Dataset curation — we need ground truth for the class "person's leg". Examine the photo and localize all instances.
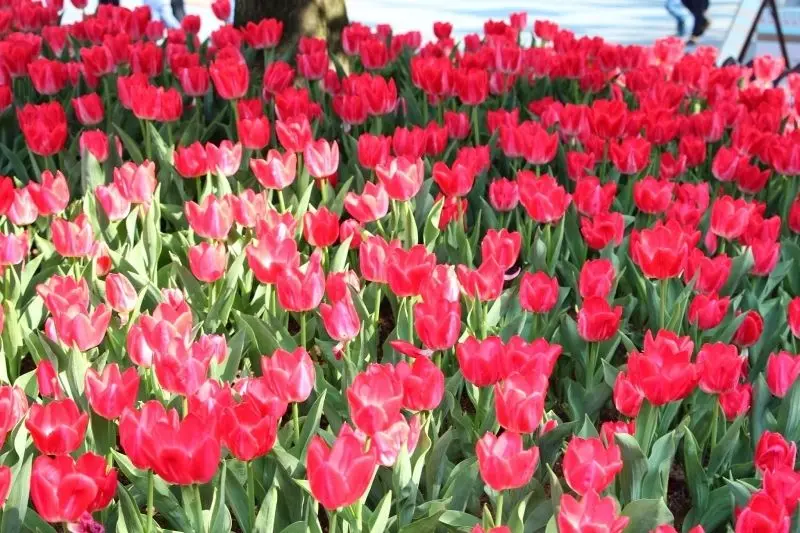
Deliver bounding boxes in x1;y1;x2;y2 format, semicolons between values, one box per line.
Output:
171;0;185;21
666;0;685;36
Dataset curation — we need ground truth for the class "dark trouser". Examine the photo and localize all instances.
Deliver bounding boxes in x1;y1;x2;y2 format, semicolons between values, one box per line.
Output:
681;0;710;36
98;0;120;5
171;0;186;21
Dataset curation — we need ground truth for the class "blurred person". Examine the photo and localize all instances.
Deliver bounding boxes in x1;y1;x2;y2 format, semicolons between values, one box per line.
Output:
144;0;182;28
171;0;186;21
681;0;710;44
666;0;686;37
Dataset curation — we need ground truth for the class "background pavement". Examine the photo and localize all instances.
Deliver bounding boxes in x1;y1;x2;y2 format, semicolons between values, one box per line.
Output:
62;0;744;49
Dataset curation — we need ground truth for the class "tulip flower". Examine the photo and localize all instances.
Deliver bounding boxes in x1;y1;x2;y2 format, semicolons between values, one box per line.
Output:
573;177;616;216
303;207;339;248
630;220;692;279
306;424;377;510
246;233;300;285
344;182;389;223
395;356;445;411
206;140;242;178
755;431;797;474
612;372;644;417
386;244;436;298
735;491;790;533
476;431;539;491
495;369;548;434
517;171;571;224
220;398;279;461
113;161;157;206
697;342;744;394
557;490;629;533
627;329;698;406
577;297;622;342
488;178;519;212
563;436;624;494
250;149;296;191
51;214;95;258
26;398;89;455
276;250;326;312
184;194;234;240
188;241;227;283
376;156;425;201
105;273;137;315
457;336;504;387
85;364;139;421
148;413;221;485
28;170;69;215
414;298;461;351
17;102;68;156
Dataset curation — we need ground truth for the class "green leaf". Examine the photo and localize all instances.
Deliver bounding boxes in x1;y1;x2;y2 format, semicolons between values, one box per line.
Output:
116;482;145;533
404;201;418;247
641;428;684;500
207;462;228;533
0;143;30;183
439;511;479;531
368;490;393;533
253;485;278;533
615;433;647;504
424;428;453;501
620;498;673;533
295;390;327;462
0;445;32;533
224;461;251;533
706;416;745;477
114;124;144;163
21;510;58;533
278;522;306;533
330;237;353;273
682;428;709;511
423;197;445;251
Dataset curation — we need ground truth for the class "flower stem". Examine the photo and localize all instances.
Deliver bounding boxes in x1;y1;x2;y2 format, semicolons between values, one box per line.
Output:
145;469;154;533
277;189;286;212
585;342;598;389
495;491;504;526
471;105;480;146
292;402;301;446
300;312;307;348
710;399;720;449
329;511;338;533
659;278;668;330
373;286;382;325
193;484;205;533
247;461;256;530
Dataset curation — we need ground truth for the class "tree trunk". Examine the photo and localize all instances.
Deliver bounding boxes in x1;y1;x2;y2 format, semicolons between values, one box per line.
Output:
234;0;349;52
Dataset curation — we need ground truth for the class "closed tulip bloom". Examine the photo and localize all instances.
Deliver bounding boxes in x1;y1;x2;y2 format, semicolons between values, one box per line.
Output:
211;0;231;21
319;275;361;343
457;259;505;302
518;171;571;224
357;133;391;170
684;249;731;294
105;273;137;314
573;176;616;217
228;190;267;228
26;398;89;455
113;161;157;206
396;356;444;411
210;52;249;100
0;178;13;217
612;371;644;417
457;336;504;387
788;298;800;338
500;337;561;379
579;259;615;300
72;93;104;126
243;18;284;48
237;115;271;150
304;207;340;248
630;220;691;279
495;369;548;434
0;231;30;267
735;492;789;533
432;160;477;198
557;490;629;533
414;298;461;351
563;436;623;495
206;140;242;178
31;453;117;524
359;236;400;284
609;136;651;174
17;102;68;156
632;176;674;214
347;363;404;436
277;250;325;312
711;146;742;182
28;170;69;216
307;424;377;510
80;130;111;163
304;139;339;179
386;244;436;298
149;413;221;485
481;229;520;270
246;234;300;284
276;116;313;153
627;329;698;406
184;194;233;240
153;342;211;398
719;383;752;420
697;342;743;394
220;398;279;461
710;195;755;241
0;386;28;445
519;271;559;313
260;347;315;403
345;182;389;223
36;360;62;400
577;297;622;342
120;401;179;470
488;178;519;212
376;156;425;201
178;66;210;97
51;214;94;258
363;413;420;467
174;142;209;179
250;149;296;190
84;364;139;420
476;431;539;491
188;242;227;283
766;351;800;398
688;293;730;330
7;187;39;226
755;431;797;474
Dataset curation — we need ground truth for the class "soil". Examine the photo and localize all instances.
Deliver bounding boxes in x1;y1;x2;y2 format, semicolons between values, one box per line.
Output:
668;463;692;529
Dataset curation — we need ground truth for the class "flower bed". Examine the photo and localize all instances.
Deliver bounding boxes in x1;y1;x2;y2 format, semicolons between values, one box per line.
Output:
0;3;799;532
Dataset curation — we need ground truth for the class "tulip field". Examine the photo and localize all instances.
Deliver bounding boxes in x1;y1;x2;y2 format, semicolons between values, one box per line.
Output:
2;1;800;532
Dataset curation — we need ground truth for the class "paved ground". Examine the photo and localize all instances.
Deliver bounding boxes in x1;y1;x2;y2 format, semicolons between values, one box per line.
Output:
62;0;742;48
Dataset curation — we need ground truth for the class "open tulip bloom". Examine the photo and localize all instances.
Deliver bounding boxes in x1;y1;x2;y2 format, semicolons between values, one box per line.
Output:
1;4;800;533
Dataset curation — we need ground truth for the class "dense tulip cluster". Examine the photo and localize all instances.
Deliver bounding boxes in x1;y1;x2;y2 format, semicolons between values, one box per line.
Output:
1;1;800;532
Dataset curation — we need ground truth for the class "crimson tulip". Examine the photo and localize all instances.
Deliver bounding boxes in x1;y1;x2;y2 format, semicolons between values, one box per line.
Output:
557;490;629;533
120;400;180;470
627;329;698;406
251;149;296;190
260;347;315;403
495;369;548;434
26;398;89;455
184;194;233;240
476;431;539;491
563;436;623;494
84;364;140;420
396;356;444;411
735;491;790;533
220;397;279;461
188;242;227;283
457;336;504;387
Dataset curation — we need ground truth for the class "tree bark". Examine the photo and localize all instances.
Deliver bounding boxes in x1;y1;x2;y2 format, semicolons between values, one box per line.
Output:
234;0;349;52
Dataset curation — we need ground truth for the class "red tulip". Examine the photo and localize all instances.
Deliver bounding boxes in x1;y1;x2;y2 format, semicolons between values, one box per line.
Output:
518;171;571;224
609;136;651;174
495;369;548;434
376;156;425;202
710;195;756;241
627;329;698;406
184;194;233;240
763;467;800;515
630;220;692;279
276;250;326;312
732;310;763;347
260;347;315;404
688;292;730;330
347;363;403;436
580;212;624;250
178;66;210;97
85;364;139;420
481;229;520;271
476;431;539;491
120;401;179;470
755;431;797;474
28;170;69;216
80;130;112;163
174;142;209;178
457;258;505;301
0;385;28;444
105;273;137;315
697;342;743;394
228;190;266;228
573;177;616;217
432;160;477;198
577;297;622;342
276;115;313;153
31;453;116;524
220;398;278;461
36;360;62;400
319;274;361;344
246;232;300;285
684;249;731;294
72;93;104;126
304;139;340;179
0;231;30;267
720;383;752;420
735;491;789;533
306;424;377;510
519;271;559;314
7;187;39;226
113;161;157;206
500;336;561;380
344;182;389;223
457;336;504;387
396;356;444;411
766;351;800;398
633;176;674;214
206;140;242;178
149;413;221;485
211;0;231;21
28;58;67;95
359;235;400;284
153;341;211;398
488;178;519;212
237;115;271;150
563;435;623;495
557;490;629;533
613;371;644;417
188;242;227;283
26;398;89;455
387;244;436;298
414;298;461;351
51;214;95;258
303;207;340;248
454;68;488;106
210;51;249;100
789;298;800;338
250;150;296;192
243;18;283;48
